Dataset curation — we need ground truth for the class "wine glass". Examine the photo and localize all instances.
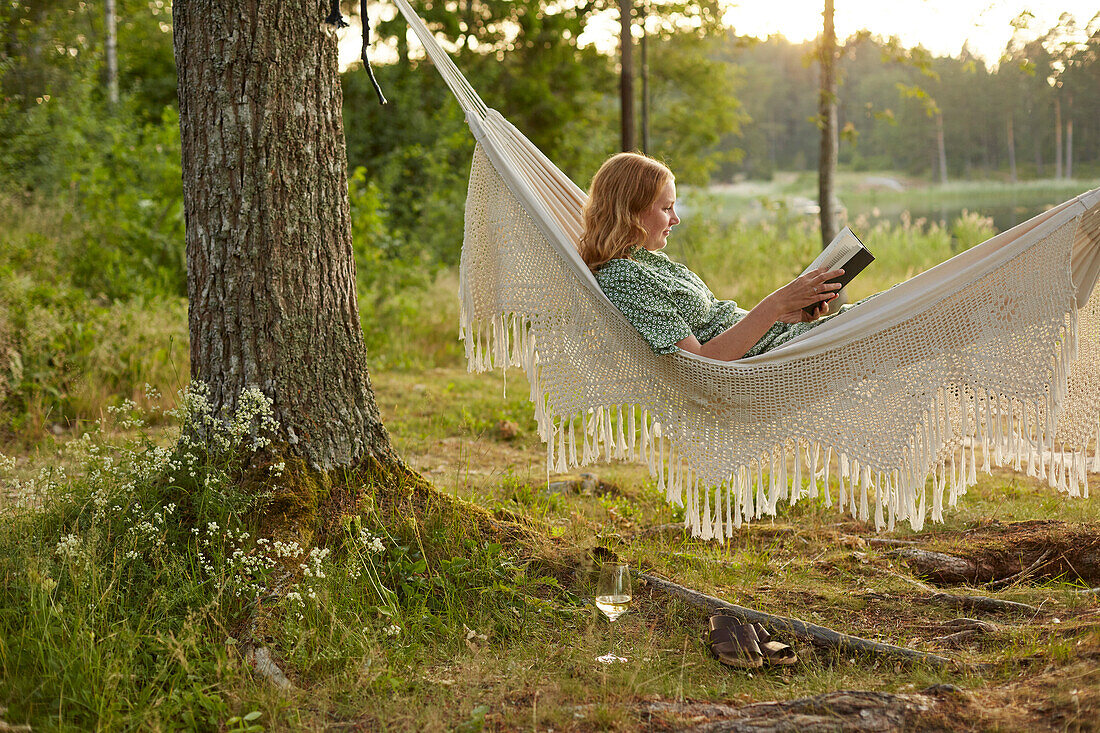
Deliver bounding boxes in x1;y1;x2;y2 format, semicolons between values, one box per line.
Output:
595;562;632;663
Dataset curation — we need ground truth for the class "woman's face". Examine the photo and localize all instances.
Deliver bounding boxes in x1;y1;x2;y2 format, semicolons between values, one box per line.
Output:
639;180;679;251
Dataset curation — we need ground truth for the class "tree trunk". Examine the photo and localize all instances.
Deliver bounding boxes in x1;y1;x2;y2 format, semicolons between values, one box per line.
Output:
619;0;635;152
105;0;118;105
1055;96;1063;180
173;0;396;472
935;111;948;185
817;0;838;250
640;12;649;155
1065;96;1073;179
1006;115;1016;182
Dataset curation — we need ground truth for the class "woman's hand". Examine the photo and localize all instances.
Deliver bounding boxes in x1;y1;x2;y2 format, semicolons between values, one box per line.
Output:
776;302;829;323
765;267;843;323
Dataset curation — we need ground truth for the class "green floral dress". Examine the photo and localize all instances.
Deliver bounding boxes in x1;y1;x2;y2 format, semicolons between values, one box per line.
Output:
595;247;835;358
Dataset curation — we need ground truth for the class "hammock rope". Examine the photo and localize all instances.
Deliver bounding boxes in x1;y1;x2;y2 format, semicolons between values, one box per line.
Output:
392;0;1100;538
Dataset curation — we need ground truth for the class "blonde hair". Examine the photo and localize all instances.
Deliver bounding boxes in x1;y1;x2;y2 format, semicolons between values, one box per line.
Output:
579;152;674;271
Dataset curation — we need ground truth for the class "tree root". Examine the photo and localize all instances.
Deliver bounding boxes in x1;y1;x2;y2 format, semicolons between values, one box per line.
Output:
985;549;1053;590
228;449;567;689
245;646;293;691
0;706;33;733
866;537;924;547
883;521;1100;586
637;572;958;668
866;564;1039;615
629;687;966;732
234;567;298;691
924;592;1039;616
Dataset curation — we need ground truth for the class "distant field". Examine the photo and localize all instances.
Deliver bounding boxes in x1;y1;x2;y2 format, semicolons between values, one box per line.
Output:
697;174;1100;233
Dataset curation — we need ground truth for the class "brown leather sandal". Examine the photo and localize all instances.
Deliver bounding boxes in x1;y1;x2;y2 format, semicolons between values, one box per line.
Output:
709;616;799;667
751;622;798;666
706;616;763;669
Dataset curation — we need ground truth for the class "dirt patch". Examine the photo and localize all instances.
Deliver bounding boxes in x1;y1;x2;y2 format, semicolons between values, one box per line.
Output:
886;520;1100;586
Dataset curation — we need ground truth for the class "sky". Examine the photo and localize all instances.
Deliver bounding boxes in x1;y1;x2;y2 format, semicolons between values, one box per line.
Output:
339;1;1100;70
717;0;1099;63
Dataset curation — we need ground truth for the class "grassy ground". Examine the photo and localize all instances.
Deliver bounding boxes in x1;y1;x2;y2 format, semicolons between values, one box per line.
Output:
2;185;1100;731
2;365;1098;731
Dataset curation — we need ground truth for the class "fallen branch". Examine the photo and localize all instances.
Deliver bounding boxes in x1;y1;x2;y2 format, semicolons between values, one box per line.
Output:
637;571;957;668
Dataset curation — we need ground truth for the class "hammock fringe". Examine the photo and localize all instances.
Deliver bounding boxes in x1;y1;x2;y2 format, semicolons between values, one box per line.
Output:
458;293;1094;537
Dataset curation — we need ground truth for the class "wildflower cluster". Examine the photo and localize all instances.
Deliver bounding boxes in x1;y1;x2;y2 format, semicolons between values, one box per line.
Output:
358;528;386;554
106;398;145;430
0;382;427;659
5;463;67;509
122;502;177;560
55;532;86;563
165;381;279;459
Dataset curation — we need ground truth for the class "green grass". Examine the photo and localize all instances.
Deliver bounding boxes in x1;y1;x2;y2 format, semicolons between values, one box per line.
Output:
2;190;1100;730
2;367;1098;730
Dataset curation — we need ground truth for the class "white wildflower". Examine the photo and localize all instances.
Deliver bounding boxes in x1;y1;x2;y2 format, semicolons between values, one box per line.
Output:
384;624;401;637
55;533;86;562
302;547;330;578
358;529;385;554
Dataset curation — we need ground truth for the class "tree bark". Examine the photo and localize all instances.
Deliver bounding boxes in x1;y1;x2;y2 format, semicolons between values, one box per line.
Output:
1055;96;1063;180
173;0;396;471
817;0;838;250
105;0;118;105
619;0;635;152
935;111;948;185
639;572;957;668
1006;115;1016;182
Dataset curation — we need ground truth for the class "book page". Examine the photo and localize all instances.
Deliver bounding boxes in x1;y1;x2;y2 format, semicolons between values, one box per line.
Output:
801;227;863;275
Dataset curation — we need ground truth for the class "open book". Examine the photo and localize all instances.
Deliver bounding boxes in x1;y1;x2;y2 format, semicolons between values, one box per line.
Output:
800;226;874;314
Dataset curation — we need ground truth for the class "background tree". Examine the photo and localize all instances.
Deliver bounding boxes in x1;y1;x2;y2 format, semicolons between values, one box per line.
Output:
817;0;839;250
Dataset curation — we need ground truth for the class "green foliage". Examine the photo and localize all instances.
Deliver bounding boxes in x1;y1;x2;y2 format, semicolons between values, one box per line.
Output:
719;23;1100;181
647;32;746;184
67;106;186;299
347;166;463;370
0;386;579;728
0;193;188;442
673;190;1004;305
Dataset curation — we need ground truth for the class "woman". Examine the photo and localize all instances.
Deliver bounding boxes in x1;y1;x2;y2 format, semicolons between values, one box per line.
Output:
579;152;845;361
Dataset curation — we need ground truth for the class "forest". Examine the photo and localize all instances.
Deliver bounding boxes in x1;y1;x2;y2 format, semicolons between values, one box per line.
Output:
2;1;1100;730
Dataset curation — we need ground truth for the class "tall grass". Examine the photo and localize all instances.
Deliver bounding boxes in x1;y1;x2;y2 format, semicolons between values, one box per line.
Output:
0;389;576;729
672;193;997;305
0;185;1007;446
0;193;189;443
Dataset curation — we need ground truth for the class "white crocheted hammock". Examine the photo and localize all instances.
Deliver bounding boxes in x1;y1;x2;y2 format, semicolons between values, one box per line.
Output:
394;0;1100;538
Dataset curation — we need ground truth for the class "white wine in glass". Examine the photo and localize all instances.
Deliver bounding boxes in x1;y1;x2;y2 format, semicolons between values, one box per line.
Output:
595;562;632;622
